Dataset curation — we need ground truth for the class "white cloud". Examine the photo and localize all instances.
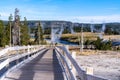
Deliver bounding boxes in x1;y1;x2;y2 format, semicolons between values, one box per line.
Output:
72;15;120;23
1;7;120;23
39;15;120;23
0;12;11;20
0;12;9;17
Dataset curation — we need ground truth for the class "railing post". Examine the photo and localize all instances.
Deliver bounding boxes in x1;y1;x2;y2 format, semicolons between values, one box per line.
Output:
24;47;26;53
34;47;36;52
27;45;30;53
86;67;93;75
66;45;69;51
65;45;76;80
65;45;71;66
6;51;10;71
71;51;77;80
65;45;71;68
16;49;19;67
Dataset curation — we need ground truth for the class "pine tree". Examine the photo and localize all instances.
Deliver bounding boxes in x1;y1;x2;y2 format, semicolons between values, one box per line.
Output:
4;14;13;46
20;17;30;45
84;39;91;48
94;37;112;50
0;19;5;47
4;25;10;45
39;22;44;44
94;37;102;50
34;22;44;45
34;27;39;44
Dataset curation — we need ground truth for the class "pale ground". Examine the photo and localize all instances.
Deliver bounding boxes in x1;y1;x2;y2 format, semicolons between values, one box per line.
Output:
76;51;120;80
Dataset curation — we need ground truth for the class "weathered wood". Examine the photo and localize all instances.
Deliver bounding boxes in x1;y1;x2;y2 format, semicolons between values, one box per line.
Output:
0;45;41;57
3;48;64;80
57;46;87;80
71;52;77;80
57;46;108;80
86;67;93;75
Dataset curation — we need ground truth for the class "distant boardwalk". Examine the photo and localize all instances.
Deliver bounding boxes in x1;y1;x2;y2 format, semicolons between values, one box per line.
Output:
3;48;64;80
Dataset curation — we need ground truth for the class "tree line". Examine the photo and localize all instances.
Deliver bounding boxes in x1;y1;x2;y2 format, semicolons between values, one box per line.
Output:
0;14;44;47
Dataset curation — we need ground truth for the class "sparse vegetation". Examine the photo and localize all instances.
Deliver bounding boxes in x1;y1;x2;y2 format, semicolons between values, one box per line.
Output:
94;37;112;50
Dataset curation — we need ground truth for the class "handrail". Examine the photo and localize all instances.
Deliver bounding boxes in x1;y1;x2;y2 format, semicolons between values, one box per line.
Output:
0;45;46;79
0;45;40;57
56;46;108;80
57;46;86;80
55;48;75;80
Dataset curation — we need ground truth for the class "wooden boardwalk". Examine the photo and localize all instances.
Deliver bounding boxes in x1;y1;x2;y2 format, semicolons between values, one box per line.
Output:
3;48;64;80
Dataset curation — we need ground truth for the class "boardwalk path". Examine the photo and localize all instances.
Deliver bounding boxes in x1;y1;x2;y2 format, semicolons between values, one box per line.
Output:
3;48;64;80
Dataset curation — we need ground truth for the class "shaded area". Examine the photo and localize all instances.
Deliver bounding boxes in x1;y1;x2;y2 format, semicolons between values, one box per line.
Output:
18;49;49;80
0;66;8;77
53;49;64;80
3;49;48;80
0;48;45;78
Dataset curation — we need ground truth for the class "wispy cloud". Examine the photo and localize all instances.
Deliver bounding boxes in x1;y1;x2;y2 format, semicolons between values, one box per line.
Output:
0;1;120;23
0;3;58;20
1;11;120;23
28;15;120;23
73;15;120;23
0;12;9;17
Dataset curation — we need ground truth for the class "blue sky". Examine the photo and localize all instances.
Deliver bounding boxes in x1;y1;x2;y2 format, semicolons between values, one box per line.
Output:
0;0;120;23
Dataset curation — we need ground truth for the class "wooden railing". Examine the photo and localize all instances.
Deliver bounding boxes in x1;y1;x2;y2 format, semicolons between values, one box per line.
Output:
0;45;42;57
0;45;108;80
55;47;75;80
0;45;46;80
55;46;108;80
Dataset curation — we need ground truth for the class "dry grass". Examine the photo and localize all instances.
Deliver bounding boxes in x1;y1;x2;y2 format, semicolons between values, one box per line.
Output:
70;49;97;56
70;47;120;57
30;38;35;41
43;32;120;46
69;46;97;55
44;32;120;41
62;32;98;39
61;32;98;43
103;35;120;40
62;32;120;42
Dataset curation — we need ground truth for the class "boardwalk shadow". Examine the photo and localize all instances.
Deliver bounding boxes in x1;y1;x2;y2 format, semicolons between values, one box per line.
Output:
53;49;64;80
17;49;48;80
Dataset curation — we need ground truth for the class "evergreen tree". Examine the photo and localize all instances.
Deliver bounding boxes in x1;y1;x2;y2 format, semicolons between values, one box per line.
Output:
20;17;30;45
94;37;112;50
4;14;13;46
0;19;5;47
34;22;44;45
104;28;113;35
4;25;10;45
39;22;44;44
94;37;102;50
84;39;91;48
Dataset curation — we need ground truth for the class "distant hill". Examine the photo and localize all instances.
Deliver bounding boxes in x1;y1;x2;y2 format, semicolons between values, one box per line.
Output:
3;20;72;28
3;20;120;32
3;20;120;35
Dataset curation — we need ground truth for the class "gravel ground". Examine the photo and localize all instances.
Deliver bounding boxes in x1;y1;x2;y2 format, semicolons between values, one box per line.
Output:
76;51;120;80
